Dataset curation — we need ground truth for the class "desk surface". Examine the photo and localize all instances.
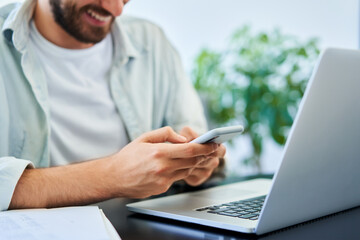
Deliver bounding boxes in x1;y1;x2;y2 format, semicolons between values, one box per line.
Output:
97;176;360;240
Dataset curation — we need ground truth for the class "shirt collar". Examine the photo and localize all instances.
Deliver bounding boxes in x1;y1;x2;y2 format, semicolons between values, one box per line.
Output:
2;0;145;60
111;17;145;64
2;0;35;53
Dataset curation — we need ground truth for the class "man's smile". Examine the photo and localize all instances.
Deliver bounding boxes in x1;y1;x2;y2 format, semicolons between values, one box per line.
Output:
84;9;112;26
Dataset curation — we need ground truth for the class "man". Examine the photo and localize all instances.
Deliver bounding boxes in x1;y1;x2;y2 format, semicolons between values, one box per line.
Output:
0;0;226;211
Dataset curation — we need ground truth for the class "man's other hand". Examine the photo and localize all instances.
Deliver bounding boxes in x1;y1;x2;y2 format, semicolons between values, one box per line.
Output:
179;126;226;187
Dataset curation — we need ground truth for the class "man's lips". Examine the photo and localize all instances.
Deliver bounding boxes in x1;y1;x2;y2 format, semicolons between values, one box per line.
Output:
84;9;112;26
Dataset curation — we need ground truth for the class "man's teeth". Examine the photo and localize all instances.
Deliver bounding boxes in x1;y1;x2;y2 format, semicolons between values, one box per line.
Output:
87;9;111;22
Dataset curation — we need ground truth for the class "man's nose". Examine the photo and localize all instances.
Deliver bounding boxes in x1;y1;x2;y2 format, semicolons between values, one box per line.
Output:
100;0;126;17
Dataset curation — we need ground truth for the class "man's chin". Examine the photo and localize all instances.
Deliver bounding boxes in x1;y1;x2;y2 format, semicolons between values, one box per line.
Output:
71;27;111;44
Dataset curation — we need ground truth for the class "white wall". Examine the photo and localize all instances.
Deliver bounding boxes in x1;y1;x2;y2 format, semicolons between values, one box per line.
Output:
3;0;357;71
125;0;359;72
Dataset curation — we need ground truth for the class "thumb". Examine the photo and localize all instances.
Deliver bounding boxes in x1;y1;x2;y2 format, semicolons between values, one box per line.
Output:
141;127;187;143
180;126;199;142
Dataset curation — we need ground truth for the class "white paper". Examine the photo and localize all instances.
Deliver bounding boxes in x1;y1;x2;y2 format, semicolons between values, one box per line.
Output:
0;206;116;240
99;210;122;240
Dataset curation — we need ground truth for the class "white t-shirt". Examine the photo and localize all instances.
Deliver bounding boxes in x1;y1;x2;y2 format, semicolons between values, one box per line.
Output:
29;21;129;166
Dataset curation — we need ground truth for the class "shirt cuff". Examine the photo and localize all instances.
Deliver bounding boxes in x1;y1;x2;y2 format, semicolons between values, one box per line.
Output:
0;157;34;211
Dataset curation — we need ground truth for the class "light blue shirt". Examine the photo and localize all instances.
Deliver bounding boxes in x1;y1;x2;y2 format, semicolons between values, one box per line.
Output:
0;0;207;211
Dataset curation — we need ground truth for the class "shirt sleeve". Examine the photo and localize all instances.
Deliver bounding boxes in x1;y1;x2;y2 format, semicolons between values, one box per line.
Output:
0;157;34;211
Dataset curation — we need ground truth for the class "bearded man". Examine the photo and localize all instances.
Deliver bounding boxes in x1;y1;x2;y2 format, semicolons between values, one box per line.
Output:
0;0;226;211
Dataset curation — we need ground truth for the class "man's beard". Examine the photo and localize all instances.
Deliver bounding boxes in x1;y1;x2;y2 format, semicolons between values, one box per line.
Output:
49;0;114;44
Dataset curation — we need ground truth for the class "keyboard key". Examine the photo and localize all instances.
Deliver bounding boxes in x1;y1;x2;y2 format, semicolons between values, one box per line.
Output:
229;206;240;209
238;211;249;215
218;207;233;212
239;214;258;219
241;206;252;210
218;212;242;217
245;209;258;213
207;211;222;214
207;209;227;214
223;210;237;213
235;204;248;207
196;207;208;211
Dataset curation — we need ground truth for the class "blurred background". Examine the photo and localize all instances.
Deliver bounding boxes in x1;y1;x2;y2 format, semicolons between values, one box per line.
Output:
124;0;359;176
2;0;359;176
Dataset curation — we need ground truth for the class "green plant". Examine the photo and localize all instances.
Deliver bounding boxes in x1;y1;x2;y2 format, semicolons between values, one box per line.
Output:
192;26;320;171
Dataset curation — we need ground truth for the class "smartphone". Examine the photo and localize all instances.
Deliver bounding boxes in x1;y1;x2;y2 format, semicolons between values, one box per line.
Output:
190;125;244;144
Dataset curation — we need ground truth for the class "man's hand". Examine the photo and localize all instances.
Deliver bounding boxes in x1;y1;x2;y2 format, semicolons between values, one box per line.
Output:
10;127;219;209
179;126;226;186
103;126;219;198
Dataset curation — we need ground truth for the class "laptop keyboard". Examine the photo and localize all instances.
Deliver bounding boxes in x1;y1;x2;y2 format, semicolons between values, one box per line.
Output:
195;195;266;221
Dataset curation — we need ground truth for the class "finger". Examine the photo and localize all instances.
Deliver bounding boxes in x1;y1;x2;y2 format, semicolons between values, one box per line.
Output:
141;126;187;143
184;168;212;186
207;144;226;158
159;142;218;159
196;157;220;169
179;126;199;142
170;156;207;170
171;168;194;182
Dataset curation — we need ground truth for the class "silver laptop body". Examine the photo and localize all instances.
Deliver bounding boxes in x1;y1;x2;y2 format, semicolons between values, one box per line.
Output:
127;48;360;235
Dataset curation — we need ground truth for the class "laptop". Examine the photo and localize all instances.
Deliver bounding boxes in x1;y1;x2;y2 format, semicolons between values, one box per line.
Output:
127;48;360;235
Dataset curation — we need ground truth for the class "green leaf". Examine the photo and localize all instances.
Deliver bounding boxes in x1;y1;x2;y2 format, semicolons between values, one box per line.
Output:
191;25;320;171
